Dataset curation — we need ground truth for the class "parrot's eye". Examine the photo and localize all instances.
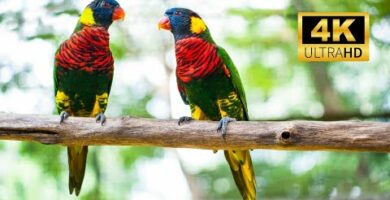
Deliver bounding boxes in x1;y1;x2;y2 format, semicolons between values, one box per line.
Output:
101;2;112;8
174;11;182;16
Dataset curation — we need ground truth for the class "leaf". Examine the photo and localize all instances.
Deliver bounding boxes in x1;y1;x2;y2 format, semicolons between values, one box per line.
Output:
26;33;56;41
53;9;80;16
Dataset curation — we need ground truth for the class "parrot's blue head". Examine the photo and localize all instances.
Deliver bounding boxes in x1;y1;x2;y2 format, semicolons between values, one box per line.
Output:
158;8;208;40
80;0;125;28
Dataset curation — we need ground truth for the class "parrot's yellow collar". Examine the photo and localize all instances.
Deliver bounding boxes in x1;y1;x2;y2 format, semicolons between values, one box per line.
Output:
80;7;96;26
190;17;206;34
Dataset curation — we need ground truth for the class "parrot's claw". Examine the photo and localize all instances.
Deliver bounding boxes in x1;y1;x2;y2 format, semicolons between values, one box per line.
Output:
178;116;193;126
217;117;236;138
60;111;70;124
96;113;106;126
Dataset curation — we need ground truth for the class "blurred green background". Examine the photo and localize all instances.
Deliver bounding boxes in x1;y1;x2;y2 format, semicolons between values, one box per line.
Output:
0;0;390;199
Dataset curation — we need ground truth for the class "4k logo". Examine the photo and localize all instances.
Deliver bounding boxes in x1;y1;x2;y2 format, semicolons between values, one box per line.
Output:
298;12;369;61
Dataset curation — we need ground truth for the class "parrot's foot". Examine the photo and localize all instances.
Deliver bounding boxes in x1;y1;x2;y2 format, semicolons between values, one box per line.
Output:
217;117;236;138
96;113;106;126
178;116;193;126
60;111;70;124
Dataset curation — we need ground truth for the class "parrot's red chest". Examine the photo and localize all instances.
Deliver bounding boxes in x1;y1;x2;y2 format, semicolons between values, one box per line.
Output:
55;26;114;73
175;37;223;83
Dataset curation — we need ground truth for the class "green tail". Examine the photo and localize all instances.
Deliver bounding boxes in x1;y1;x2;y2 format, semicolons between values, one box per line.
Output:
68;146;88;196
224;150;257;200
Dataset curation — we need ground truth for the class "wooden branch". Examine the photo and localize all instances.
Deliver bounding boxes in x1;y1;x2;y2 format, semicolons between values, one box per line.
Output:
1;113;390;153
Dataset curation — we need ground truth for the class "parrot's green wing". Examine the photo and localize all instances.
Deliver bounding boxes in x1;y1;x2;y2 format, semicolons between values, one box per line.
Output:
177;80;189;105
53;49;59;96
217;46;256;200
217;46;249;120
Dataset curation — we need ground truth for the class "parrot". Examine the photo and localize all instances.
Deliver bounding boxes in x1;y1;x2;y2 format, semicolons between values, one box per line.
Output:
158;8;257;200
54;0;125;195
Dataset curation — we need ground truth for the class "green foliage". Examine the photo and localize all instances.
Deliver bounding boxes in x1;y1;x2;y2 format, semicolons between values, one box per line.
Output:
120;147;164;169
27;33;57;41
53;9;80;17
118;92;153;117
45;1;80;16
19;143;63;177
110;27;140;59
245;64;276;94
197;152;390;199
228;8;285;20
0;67;32;92
198;163;242;199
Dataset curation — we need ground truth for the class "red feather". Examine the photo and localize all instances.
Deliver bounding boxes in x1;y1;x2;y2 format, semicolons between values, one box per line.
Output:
175;37;223;83
56;27;113;73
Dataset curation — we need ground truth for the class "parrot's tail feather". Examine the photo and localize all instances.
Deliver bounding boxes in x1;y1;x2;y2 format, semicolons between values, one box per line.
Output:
224;150;256;200
68;146;88;196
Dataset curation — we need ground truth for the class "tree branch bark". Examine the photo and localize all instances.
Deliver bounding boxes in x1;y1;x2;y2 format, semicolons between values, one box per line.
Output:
1;113;390;153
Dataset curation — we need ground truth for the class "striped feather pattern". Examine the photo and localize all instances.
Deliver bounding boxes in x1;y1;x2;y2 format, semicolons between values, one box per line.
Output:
55;26;113;73
175;37;223;83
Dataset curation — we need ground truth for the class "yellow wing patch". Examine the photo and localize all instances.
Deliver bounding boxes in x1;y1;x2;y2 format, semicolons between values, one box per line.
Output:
80;7;96;26
56;91;71;111
190;17;206;34
91;93;108;117
217;92;243;118
190;104;209;120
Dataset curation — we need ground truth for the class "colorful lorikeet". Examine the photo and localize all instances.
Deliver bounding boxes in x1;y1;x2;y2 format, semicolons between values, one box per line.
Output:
159;8;257;200
54;0;125;195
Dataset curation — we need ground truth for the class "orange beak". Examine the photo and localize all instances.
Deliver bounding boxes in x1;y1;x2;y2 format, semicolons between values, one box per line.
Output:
158;16;171;30
112;7;125;21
